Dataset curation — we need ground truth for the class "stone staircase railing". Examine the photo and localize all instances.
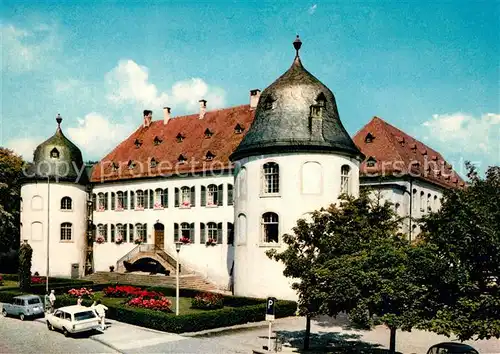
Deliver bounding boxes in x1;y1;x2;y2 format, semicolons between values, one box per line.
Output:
115;244;183;273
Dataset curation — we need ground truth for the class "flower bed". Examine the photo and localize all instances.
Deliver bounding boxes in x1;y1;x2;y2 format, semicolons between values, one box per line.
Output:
128;296;172;312
103;285;163;299
191;291;224;310
0;275;3;286
31;276;45;284
67;287;94;298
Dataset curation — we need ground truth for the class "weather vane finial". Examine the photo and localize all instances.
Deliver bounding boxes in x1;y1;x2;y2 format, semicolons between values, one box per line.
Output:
56;113;62;127
293;35;302;57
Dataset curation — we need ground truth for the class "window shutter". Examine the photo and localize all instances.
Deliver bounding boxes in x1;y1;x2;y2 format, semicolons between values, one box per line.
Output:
217;184;223;206
104;224;108;242
124;192;128;210
227;184;234;206
190;222;195;240
190;186;196;206
201;186;206;206
104;192;109;210
143;223;147;239
130;191;135;209
227;222;234;245
217;222;223;244
129;224;133;242
92;194;96;210
174;223;179;242
174;188;179;207
111;192;116;210
163;188;168;208
200;223;206;244
149;190;154;209
111;225;115;243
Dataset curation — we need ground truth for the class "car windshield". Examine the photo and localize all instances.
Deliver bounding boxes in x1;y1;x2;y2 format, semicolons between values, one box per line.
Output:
28;298;40;305
74;310;97;321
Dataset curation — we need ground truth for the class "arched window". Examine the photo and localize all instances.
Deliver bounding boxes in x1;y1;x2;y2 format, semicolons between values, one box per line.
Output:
31;195;43;211
61;197;72;210
301;161;322;194
420;191;425;211
135;223;144;241
427;193;432;211
181;222;192;240
60;222;72;241
154;188;164;208
50;148;59;159
98;193;105;211
261;212;279;244
207;222;218;242
116;224;126;242
207;184;218;206
116;191;125;210
237;214;247;245
97;224;107;242
412;189;417;212
433;195;438;210
262;162;279;194
180;186;191;206
340;165;351;194
136;190;144;209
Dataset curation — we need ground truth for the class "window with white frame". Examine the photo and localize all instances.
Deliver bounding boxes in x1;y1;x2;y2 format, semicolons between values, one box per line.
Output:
433;195;438;210
136;190;144;208
116;224;126;242
97;224;107;242
181;222;191;240
61;197;72;210
60;222;72;241
420;191;425;211
181;186;190;206
207;185;218;206
98;193;105;210
412;189;417;212
117;191;125;209
261;212;279;243
135;223;144;241
154;189;163;208
262;162;279;194
227;184;234;205
427;193;432;211
207;222;218;242
340;165;351;194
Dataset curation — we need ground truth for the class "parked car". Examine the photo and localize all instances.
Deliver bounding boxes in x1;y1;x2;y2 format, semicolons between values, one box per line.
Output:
45;305;100;337
426;342;479;354
1;295;44;320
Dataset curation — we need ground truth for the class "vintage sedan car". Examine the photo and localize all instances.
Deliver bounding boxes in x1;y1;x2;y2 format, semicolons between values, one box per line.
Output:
46;305;100;337
426;342;479;354
1;295;44;320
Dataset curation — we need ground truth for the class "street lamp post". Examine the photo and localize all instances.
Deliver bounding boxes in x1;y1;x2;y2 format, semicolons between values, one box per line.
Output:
46;176;50;294
175;241;182;316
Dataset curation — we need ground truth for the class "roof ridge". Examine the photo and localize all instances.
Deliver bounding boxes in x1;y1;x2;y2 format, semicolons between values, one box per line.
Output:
167;104;250;120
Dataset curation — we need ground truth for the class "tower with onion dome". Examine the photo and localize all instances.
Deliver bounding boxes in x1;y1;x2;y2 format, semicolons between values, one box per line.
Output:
230;36;363;300
20;114;90;279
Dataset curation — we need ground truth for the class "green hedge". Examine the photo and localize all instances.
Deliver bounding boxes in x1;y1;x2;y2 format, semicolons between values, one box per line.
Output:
0;281;94;295
0;274;90;284
54;293;297;333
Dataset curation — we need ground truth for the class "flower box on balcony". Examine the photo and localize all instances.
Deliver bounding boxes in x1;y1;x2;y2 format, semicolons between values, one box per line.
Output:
179;237;191;244
115;206;124;212
206;202;218;208
135;206;144;211
115;236;124;245
95;236;105;244
180;201;191;209
205;238;217;246
134;238;143;245
153;202;164;210
97;206;105;212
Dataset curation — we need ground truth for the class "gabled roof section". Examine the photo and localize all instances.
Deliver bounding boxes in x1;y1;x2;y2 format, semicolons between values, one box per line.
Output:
353;116;465;189
91;105;255;182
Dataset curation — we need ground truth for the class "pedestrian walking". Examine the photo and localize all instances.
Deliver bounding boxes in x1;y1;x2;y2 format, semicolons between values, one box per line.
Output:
92;300;108;330
49;290;56;313
76;296;83;306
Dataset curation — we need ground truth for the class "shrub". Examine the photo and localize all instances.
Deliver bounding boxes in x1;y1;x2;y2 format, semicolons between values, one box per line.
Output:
67;287;94;298
18;242;33;292
128;296;173;312
31;276;45;284
191;292;224;310
0;275;3;286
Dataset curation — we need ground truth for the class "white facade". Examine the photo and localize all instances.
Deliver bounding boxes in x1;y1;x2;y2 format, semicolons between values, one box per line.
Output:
233;153;360;300
20;181;88;278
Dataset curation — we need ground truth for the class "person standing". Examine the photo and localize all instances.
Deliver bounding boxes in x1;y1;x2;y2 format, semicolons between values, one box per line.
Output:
49;290;56;313
76;296;83;306
92;300;108;330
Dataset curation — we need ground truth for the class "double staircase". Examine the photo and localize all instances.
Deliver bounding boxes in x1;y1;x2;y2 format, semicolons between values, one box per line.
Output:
115;244;180;274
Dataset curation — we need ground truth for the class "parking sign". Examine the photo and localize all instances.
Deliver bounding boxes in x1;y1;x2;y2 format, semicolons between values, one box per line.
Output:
266;297;276;321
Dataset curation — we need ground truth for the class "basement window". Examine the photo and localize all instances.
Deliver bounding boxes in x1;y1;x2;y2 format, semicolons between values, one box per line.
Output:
204;128;213;138
234;124;244;134
50;148;60;159
176;133;185;143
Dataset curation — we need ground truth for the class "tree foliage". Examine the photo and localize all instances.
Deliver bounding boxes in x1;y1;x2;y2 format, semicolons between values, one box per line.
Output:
19;241;33;291
0;147;25;272
267;192;424;352
417;163;500;340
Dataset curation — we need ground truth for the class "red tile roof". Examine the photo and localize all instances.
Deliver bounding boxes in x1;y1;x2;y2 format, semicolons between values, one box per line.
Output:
353;116;465;189
90;105;255;182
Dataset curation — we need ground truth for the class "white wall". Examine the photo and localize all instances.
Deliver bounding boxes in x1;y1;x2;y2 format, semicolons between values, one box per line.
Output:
233;152;360;301
92;174;235;288
20;181;88;278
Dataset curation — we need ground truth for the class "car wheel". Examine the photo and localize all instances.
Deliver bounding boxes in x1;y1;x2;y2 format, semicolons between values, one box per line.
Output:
47;322;54;331
20;313;25;321
1;309;7;317
63;327;69;337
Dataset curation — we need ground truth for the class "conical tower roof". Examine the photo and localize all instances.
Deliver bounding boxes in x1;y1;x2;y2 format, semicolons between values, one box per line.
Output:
24;114;87;184
230;36;362;161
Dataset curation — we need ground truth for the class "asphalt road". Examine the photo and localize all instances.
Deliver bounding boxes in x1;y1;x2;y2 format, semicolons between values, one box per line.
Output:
0;315;117;354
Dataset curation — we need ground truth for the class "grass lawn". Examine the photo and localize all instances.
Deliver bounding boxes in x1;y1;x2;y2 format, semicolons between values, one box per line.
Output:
88;291;221;315
0;280;18;288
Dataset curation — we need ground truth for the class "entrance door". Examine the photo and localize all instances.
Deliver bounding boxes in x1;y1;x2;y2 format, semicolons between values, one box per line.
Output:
154;223;165;250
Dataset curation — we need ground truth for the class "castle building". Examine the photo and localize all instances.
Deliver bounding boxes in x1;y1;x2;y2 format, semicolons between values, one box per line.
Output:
20;37;464;300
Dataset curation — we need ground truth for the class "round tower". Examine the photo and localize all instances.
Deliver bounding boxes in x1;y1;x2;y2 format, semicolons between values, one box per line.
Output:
20;114;89;278
230;36;363;300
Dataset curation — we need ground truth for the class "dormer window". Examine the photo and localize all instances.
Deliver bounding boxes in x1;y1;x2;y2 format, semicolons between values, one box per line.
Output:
150;158;157;168
396;136;405;146
410;143;417;152
153;136;162;146
128;160;136;169
315;93;326;108
263;96;275;110
365;133;375;143
134;139;142;148
366;156;377;167
111;162;119;172
178;154;187;163
176;133;185;143
204;128;213;138
205;151;215;161
309;104;323;118
421;149;427;156
431;155;438;161
234;124;244;134
50;148;60;159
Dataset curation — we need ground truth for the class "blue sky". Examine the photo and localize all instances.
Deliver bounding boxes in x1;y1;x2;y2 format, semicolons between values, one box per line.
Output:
1;0;499;175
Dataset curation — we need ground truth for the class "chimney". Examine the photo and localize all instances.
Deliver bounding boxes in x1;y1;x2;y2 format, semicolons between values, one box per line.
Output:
199;99;207;119
143;109;153;128
163;107;171;125
250;89;261;109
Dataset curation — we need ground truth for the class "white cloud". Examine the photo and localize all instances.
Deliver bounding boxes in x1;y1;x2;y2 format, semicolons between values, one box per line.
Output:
308;4;317;15
105;59;226;112
1;23;59;73
4;137;41;161
54;79;83;93
420;112;500;165
67;112;134;159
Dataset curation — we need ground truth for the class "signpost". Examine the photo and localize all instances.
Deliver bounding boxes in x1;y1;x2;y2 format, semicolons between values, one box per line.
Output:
266;297;276;351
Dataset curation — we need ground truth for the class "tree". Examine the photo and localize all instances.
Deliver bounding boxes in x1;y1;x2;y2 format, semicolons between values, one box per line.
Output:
0;147;25;273
19;241;33;292
417;163;500;341
267;192;426;353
